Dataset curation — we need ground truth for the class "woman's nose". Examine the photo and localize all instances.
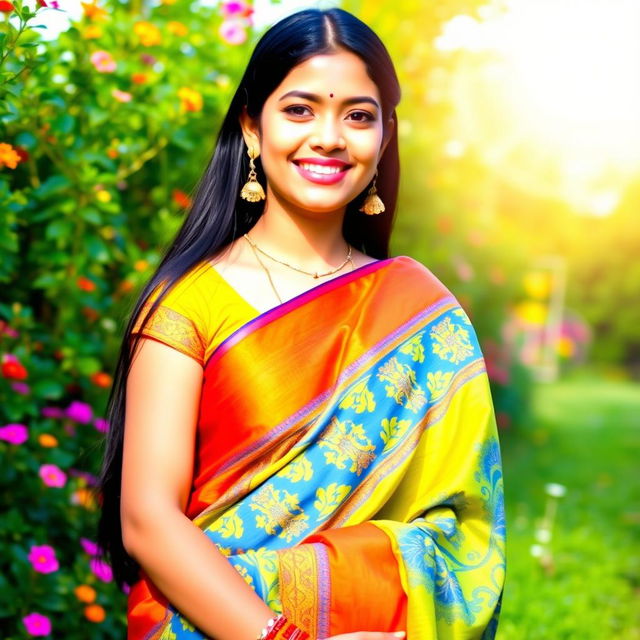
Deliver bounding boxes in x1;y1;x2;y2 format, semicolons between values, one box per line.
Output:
310;117;346;151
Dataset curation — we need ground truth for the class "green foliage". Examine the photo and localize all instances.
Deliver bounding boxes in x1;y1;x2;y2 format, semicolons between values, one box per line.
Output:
0;0;257;636
499;374;640;638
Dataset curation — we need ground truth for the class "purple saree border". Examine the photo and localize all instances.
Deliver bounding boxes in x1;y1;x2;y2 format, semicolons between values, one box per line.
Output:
216;294;458;474
204;255;406;369
311;542;331;640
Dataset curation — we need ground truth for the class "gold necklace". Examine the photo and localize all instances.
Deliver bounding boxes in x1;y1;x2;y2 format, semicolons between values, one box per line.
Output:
243;233;352;279
243;234;355;304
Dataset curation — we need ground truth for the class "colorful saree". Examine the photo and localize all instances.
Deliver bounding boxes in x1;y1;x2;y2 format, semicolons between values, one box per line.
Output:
127;255;505;640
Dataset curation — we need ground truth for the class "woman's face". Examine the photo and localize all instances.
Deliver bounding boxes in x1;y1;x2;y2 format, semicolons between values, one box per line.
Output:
240;49;394;217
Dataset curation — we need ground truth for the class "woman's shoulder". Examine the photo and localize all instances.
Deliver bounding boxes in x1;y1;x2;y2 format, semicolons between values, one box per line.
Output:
390;254;454;298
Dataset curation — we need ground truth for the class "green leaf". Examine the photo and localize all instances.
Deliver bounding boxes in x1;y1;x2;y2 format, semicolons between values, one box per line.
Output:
76;356;101;376
78;207;102;225
45;219;73;240
85;234;110;262
34;175;72;200
52;112;75;134
31;379;64;399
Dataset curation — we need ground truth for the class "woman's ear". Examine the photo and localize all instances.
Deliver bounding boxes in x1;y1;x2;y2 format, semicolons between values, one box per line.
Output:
238;105;261;151
379;114;396;161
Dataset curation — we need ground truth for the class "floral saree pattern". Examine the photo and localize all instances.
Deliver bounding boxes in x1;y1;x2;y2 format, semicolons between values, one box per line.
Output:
127;255;505;639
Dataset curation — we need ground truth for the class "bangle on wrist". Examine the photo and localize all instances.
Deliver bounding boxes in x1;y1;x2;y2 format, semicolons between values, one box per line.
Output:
256;614;310;640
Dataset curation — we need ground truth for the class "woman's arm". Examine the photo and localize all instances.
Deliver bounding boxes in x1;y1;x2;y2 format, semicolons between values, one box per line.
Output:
121;337;274;640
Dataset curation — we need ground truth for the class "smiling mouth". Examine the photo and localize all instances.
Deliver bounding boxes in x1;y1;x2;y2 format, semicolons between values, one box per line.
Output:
292;161;351;185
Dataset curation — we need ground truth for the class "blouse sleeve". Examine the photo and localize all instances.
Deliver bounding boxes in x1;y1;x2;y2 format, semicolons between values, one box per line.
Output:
130;274;207;367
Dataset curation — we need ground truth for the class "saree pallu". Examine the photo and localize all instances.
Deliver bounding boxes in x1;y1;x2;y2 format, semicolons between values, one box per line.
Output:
127;255;506;640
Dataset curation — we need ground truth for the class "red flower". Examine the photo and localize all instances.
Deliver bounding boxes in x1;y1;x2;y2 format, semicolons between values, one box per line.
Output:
77;276;97;292
37;0;47;6
0;1;14;12
172;189;191;209
2;359;28;380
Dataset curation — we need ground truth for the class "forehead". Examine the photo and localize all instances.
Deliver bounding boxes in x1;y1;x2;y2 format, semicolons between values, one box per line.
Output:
270;51;379;101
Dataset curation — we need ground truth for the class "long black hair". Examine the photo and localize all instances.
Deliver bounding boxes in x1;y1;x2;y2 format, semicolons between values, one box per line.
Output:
95;7;402;590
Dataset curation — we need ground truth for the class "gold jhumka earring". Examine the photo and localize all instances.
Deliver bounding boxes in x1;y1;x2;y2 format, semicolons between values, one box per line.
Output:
359;169;385;215
239;146;266;202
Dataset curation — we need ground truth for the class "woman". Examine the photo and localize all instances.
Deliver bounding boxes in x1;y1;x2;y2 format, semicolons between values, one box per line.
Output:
96;8;505;640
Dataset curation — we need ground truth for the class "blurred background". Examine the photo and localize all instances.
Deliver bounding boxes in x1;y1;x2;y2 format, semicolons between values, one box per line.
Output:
0;0;638;637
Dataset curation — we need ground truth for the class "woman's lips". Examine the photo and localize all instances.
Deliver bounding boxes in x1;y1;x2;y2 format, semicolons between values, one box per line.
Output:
293;161;351;185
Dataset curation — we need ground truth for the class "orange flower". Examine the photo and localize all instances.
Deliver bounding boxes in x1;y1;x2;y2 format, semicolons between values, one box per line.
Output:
82;24;103;39
77;276;96;292
0;143;22;169
172;189;191;209
177;87;203;113
134;21;162;47
134;259;148;272
118;279;134;293
90;372;112;388
71;488;98;510
167;21;188;36
74;584;96;603
81;0;108;22
84;604;106;622
106;148;118;159
131;72;147;84
38;433;59;447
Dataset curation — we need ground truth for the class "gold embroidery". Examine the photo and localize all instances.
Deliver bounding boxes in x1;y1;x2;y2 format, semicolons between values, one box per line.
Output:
426;371;454;400
338;375;377;413
314;482;351;520
430;316;474;364
399;330;426;362
133;301;204;364
376;356;427;412
380;416;413;453
278;545;319;637
249;484;309;542
319;417;376;476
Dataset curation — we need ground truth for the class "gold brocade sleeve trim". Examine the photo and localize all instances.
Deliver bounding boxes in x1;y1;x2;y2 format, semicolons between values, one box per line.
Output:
132;304;205;366
277;545;320;637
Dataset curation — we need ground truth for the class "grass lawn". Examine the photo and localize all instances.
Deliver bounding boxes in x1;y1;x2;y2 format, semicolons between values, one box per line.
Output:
496;371;640;639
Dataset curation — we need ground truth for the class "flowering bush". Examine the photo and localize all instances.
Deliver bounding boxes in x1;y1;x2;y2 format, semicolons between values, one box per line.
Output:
1;0;256;636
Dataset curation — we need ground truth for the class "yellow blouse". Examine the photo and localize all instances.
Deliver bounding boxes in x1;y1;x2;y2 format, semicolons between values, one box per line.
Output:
130;260;260;366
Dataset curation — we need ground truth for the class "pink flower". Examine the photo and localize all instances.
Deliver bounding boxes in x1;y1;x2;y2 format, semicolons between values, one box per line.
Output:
0;423;28;444
41;406;64;418
66;400;93;423
11;381;30;394
39;463;67;488
219;19;247;45
90;556;113;582
28;545;59;573
220;0;253;20
111;88;132;102
90;50;117;73
140;53;156;65
22;612;52;636
94;417;109;432
81;537;99;555
122;582;131;594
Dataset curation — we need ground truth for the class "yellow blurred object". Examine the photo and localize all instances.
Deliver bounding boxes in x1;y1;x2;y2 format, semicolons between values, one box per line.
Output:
134;21;162;47
556;335;575;358
514;301;547;325
82;25;103;39
71;488;97;510
134;259;149;272
96;190;111;203
523;271;552;299
168;21;188;36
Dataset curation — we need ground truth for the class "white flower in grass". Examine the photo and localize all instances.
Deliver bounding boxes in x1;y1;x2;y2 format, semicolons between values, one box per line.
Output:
530;544;545;558
535;528;552;544
545;483;567;498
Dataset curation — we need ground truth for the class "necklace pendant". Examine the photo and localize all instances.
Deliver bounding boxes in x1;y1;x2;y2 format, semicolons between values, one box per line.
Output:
313;272;319;279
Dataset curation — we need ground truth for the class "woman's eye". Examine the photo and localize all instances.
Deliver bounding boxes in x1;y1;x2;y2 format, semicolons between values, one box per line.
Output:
283;106;375;122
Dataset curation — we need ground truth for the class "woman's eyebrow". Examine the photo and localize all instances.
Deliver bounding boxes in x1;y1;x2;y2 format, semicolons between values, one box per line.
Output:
278;90;380;110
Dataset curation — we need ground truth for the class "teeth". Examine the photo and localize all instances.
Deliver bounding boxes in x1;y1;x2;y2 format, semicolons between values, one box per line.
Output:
299;163;345;175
